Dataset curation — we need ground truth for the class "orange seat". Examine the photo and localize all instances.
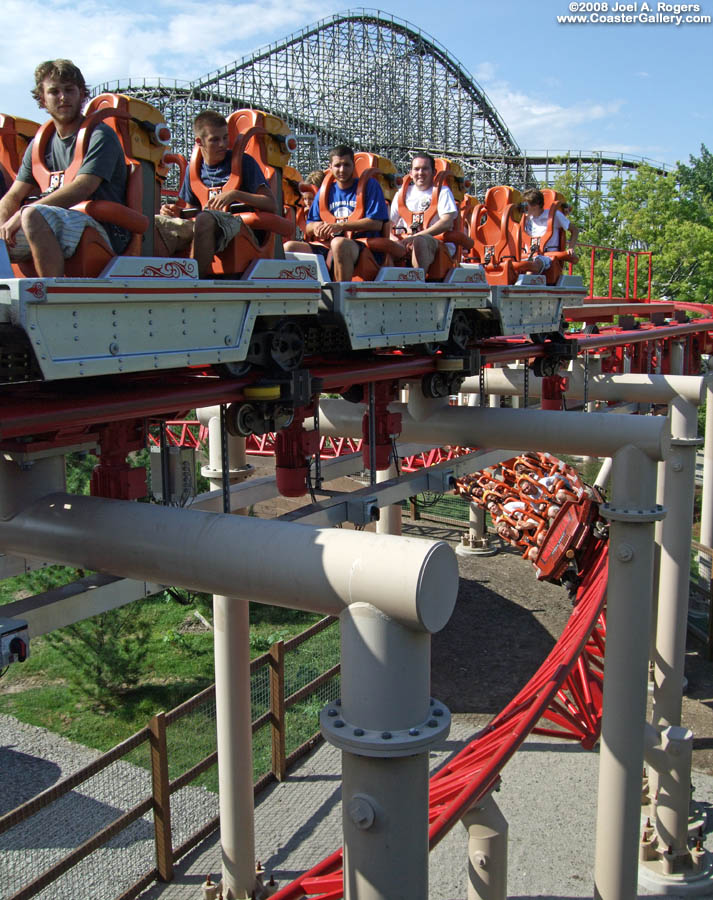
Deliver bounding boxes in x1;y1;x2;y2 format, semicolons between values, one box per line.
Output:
12;94;151;278
0;114;39;184
157;151;188;206
187;109;294;277
470;185;524;285
520;188;573;285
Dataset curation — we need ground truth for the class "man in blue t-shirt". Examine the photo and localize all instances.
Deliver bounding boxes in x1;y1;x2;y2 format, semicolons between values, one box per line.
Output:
156;109;275;276
0;59;128;276
284;144;389;281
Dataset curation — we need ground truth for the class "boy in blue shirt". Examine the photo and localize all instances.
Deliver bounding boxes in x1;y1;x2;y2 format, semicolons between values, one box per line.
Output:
156;109;275;276
284;144;388;281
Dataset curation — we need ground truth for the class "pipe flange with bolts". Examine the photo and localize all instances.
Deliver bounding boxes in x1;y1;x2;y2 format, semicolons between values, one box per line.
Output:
320;697;451;757
639;849;713;896
200;463;254;481
600;503;666;524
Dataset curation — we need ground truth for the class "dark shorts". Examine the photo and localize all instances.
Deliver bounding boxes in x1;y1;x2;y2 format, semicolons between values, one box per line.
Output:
306;243;330;260
306;239;384;270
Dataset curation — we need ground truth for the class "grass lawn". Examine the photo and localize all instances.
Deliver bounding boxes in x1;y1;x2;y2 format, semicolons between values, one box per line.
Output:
0;583;322;753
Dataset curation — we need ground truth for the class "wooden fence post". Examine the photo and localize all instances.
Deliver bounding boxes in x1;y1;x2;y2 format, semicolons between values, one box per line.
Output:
149;711;174;882
269;640;286;781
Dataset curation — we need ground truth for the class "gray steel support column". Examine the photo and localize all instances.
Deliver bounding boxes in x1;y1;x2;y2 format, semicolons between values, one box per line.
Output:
653;395;700;729
323;603;452;900
457;502;497;557
205;415;255;899
594;457;612;493
213;594;255;899
489;365;501;409
699;378;713;585
670;340;685;376
594;445;662;900
638;723;713;891
462;792;508;900
645;726;694;856
376;463;401;536
650;460;666;692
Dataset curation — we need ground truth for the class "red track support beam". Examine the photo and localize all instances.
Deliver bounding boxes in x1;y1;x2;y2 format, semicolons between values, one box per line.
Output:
541;375;568;411
90;420;147;500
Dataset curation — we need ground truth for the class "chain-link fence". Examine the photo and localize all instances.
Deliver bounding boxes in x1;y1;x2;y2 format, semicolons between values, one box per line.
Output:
405;491;471;525
0;616;339;900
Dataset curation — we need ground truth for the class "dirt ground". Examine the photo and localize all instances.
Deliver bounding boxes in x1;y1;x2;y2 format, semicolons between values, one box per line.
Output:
250;459;713;777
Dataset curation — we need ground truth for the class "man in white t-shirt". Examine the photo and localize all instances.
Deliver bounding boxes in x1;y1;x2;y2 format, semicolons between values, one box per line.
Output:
390;153;457;271
520;188;579;275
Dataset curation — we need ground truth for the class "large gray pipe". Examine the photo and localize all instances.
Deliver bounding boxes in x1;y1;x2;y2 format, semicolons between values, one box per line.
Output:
316;401;669;461
0;493;457;634
461;372;705;405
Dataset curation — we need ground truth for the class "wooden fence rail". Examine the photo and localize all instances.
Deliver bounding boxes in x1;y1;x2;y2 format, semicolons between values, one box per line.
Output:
5;615;339;900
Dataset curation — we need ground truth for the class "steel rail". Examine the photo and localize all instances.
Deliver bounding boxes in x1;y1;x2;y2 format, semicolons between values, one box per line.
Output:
1;314;711;442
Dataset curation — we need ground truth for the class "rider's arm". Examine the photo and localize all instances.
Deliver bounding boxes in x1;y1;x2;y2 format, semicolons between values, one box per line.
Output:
0;179;34;226
419;210;457;238
33;173;103;209
333;216;386;236
207;183;276;213
567;221;579;250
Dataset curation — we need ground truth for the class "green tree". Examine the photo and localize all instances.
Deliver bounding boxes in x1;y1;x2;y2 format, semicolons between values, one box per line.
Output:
45;606;151;707
551;148;713;305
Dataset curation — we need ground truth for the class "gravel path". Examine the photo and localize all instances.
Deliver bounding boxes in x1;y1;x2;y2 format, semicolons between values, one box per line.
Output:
0;715;218;900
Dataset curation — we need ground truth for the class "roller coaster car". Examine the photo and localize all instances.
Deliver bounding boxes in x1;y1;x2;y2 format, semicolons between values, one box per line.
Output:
11;93;173;277
533;491;605;592
519;188;575;287
187;108;295;276
317;151;408;280
0;113;39;192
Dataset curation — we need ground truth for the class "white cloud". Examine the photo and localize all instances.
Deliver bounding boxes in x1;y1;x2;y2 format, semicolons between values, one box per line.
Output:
473;62;496;83
0;0;334;119
470;60;625;152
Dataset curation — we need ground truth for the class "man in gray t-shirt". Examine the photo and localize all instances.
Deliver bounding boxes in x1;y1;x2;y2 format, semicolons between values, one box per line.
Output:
0;59;128;276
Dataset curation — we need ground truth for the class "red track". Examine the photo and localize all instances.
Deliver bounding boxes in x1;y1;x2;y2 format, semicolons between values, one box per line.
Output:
269;542;608;899
1;310;712;443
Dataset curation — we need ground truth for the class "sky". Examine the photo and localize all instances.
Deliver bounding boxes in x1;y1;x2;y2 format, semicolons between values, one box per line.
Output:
1;0;710;168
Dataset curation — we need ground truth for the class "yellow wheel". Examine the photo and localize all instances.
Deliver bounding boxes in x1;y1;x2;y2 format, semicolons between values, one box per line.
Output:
244;385;281;400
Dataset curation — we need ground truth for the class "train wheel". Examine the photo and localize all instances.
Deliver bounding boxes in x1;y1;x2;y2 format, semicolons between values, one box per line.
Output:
422;371;450;399
215;360;252;378
270;319;304;371
447;310;473;352
226;402;258;437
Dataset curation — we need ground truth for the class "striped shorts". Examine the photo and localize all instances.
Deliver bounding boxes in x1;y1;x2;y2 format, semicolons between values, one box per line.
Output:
9;206;111;261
